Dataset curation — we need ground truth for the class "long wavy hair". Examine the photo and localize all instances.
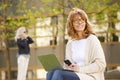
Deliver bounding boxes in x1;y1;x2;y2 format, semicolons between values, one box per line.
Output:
66;8;95;39
14;27;27;41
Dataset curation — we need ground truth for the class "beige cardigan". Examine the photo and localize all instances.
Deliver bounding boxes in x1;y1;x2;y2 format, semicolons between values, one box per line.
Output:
65;34;106;80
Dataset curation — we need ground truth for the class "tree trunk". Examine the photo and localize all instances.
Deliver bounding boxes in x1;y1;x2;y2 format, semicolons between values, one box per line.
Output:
2;0;12;79
107;11;118;42
4;32;11;80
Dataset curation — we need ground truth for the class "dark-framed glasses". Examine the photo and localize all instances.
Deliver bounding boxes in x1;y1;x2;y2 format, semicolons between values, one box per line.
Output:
73;18;84;24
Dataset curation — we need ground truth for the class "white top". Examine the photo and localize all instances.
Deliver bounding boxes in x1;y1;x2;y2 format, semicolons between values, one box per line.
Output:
71;39;87;66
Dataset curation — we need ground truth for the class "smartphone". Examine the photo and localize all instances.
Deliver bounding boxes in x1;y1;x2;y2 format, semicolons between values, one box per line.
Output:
64;59;72;66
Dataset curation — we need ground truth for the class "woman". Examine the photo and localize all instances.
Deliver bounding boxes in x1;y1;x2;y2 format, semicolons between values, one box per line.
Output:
15;27;34;80
46;8;106;80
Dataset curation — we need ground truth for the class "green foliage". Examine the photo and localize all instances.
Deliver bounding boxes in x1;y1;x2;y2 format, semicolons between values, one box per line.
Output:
0;0;120;40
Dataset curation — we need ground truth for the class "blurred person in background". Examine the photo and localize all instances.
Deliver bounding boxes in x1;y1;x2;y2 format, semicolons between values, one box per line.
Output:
15;27;34;80
46;8;106;80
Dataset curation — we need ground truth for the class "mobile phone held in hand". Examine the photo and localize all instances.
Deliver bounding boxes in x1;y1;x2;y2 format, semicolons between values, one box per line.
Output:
64;60;72;66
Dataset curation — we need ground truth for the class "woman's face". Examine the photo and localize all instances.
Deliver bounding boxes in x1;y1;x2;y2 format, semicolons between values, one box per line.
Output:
72;14;86;32
20;29;27;38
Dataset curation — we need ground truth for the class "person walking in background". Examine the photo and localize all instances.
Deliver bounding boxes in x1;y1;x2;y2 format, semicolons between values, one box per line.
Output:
15;27;34;80
46;8;106;80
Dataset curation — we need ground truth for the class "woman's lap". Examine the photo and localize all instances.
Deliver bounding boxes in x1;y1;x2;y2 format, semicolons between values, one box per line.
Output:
46;68;80;80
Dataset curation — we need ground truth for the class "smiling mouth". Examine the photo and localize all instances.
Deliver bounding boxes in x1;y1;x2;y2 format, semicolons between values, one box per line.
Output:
78;25;83;28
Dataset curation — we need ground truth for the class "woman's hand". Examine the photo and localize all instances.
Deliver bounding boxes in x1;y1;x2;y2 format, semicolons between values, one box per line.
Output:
65;63;80;72
70;64;80;72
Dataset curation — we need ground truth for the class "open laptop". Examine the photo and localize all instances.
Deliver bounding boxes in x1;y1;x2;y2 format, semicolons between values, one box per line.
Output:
38;54;62;71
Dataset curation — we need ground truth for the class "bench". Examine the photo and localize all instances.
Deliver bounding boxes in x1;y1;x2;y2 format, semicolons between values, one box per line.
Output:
105;64;120;79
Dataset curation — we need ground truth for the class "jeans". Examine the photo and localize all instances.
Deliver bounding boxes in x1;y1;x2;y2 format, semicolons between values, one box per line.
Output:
46;68;80;80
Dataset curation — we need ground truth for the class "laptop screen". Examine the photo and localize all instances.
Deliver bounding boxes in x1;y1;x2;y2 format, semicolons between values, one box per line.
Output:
38;54;62;71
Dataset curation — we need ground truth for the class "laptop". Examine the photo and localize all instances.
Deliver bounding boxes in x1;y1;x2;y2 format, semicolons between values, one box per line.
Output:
38;54;62;71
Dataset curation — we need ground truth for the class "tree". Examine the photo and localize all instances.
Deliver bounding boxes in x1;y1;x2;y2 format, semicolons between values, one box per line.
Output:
0;0;39;80
0;0;12;80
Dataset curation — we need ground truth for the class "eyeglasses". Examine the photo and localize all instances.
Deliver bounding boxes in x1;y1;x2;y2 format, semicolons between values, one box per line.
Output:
24;31;27;33
73;18;84;24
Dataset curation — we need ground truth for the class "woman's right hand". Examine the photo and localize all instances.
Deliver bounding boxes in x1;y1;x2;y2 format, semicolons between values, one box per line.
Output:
65;63;80;72
64;63;73;70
